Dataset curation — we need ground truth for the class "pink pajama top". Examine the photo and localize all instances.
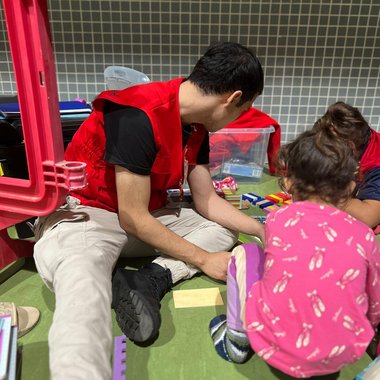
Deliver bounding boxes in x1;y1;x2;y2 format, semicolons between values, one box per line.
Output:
245;201;380;378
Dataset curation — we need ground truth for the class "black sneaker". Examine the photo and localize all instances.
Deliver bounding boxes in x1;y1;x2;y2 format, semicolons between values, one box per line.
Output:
112;263;172;343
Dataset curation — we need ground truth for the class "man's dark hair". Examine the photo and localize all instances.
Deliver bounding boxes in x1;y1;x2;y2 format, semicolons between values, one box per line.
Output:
187;41;264;106
276;129;358;206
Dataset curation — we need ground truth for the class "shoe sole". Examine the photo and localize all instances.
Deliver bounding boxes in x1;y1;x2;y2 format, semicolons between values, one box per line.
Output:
114;289;161;343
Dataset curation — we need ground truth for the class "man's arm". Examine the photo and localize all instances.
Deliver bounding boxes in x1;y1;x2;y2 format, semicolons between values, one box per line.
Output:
343;198;380;228
115;165;230;281
188;164;265;242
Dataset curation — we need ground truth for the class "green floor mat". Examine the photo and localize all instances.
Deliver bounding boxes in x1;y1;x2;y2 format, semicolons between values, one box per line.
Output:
0;258;373;380
1;171;377;379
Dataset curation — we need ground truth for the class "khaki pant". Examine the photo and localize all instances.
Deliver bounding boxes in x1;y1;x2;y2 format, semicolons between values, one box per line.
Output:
34;198;237;380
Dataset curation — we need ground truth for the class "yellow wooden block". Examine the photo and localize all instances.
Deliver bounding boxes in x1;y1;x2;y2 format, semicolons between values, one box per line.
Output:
173;287;224;308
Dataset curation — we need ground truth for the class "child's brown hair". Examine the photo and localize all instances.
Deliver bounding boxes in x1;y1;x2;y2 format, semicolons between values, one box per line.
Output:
276;129;358;206
312;101;371;153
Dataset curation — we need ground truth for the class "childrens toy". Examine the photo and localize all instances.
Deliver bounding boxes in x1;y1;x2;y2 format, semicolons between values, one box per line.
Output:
223;193;242;208
212;176;238;193
240;192;264;206
251;215;267;224
112;335;126;380
240;192;292;213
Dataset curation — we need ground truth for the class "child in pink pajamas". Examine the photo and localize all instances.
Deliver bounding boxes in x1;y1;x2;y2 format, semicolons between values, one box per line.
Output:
210;129;380;378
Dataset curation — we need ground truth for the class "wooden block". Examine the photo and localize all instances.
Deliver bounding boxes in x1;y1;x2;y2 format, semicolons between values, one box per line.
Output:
263;205;279;212
173;288;224;308
256;199;273;209
241;193;264;205
265;194;283;204
275;192;292;201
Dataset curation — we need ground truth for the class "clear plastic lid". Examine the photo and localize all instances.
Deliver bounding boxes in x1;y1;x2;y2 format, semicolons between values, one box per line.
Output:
104;66;150;90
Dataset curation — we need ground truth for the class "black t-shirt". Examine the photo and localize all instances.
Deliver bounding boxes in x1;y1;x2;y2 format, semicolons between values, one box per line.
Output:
103;101;209;175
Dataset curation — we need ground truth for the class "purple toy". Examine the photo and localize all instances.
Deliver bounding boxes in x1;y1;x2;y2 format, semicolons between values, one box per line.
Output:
113;335;126;380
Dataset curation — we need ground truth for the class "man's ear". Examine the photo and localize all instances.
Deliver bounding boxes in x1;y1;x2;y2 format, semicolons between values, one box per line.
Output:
225;90;242;106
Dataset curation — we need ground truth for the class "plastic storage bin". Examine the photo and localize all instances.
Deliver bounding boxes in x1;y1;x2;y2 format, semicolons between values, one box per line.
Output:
209;126;275;181
104;66;150;90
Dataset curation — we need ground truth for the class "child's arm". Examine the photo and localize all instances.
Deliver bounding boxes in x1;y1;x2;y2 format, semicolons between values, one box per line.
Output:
344;198;380;229
344;168;380;228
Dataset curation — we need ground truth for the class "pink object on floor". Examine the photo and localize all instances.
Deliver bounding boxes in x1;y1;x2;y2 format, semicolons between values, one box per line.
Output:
213;176;238;192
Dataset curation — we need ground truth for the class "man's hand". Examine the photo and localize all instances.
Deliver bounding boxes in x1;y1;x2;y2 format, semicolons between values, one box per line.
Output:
198;251;231;282
189;165;266;243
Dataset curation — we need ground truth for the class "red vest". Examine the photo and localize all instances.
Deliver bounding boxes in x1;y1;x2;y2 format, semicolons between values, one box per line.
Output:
65;78;206;212
359;129;380;234
360;128;380;174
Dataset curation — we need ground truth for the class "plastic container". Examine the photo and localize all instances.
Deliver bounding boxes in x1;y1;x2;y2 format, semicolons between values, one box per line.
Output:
104;66;150;90
209;126;275;181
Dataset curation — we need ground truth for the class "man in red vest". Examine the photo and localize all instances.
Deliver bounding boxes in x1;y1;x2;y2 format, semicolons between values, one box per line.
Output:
34;42;266;379
312;101;380;231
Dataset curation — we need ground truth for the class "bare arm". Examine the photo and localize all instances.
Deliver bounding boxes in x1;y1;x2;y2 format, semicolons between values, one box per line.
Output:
115;165;230;281
188;164;265;242
343;198;380;228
